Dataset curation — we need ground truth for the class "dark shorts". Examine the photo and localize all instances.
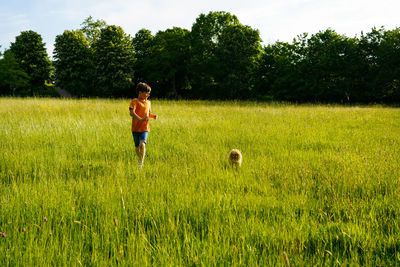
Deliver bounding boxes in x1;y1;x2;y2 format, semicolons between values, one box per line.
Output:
132;131;148;147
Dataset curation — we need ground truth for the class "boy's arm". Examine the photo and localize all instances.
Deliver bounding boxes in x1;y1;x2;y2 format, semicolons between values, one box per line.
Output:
129;108;148;121
149;109;157;119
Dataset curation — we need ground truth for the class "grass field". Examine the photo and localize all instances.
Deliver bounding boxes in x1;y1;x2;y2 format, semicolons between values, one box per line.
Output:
0;98;400;266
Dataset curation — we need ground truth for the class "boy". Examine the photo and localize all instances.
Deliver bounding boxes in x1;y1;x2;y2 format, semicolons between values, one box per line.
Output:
129;82;157;168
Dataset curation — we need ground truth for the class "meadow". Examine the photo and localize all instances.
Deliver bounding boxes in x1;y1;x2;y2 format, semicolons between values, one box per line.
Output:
0;97;399;266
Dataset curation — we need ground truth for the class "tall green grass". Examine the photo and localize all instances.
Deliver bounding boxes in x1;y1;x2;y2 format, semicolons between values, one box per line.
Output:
1;98;399;265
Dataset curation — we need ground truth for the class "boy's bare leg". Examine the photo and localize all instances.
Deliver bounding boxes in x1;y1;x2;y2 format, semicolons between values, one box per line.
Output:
135;147;141;163
137;142;146;166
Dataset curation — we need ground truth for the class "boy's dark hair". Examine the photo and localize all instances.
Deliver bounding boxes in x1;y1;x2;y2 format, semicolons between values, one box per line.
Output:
136;82;151;94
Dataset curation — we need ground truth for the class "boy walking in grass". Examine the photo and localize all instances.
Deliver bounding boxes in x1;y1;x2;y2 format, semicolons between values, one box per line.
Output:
129;82;157;168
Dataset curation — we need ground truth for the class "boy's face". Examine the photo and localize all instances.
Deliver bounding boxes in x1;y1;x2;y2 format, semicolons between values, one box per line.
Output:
138;91;150;100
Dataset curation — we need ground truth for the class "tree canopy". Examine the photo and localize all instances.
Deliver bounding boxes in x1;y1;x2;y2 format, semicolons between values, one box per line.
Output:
9;30;51;96
93;25;135;97
2;13;400;103
0;50;30;95
54;30;94;96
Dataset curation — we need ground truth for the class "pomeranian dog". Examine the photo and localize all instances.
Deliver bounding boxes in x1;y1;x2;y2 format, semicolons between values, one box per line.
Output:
229;149;242;167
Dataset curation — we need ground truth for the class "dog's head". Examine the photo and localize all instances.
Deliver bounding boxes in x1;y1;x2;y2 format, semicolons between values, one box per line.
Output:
229;149;242;164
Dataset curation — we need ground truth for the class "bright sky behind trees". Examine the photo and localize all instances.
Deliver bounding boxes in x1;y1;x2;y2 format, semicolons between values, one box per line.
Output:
1;0;399;56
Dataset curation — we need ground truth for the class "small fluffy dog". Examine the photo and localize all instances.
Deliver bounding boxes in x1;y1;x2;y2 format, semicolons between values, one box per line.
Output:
229;149;242;167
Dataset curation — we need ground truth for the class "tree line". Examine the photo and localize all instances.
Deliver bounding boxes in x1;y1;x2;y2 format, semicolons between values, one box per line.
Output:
1;11;399;103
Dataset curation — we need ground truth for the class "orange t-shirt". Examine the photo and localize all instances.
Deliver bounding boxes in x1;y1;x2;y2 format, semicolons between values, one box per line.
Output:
129;98;155;132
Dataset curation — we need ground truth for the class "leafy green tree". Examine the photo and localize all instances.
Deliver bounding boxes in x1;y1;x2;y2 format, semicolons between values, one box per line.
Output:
215;24;262;99
255;42;300;101
362;27;400;102
80;16;107;46
0;50;30;95
53;30;94;96
256;30;366;103
93;25;135;97
189;11;239;98
9;30;52;96
146;27;191;98
132;29;154;86
293;29;362;102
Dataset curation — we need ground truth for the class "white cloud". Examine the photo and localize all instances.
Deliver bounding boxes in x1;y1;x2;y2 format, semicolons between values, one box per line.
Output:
0;10;30;49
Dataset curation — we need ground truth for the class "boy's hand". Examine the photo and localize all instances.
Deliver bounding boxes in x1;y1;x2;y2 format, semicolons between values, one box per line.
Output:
154;115;158;120
141;116;149;121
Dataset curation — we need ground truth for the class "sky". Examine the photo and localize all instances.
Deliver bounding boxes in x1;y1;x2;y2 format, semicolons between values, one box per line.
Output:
1;0;399;58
